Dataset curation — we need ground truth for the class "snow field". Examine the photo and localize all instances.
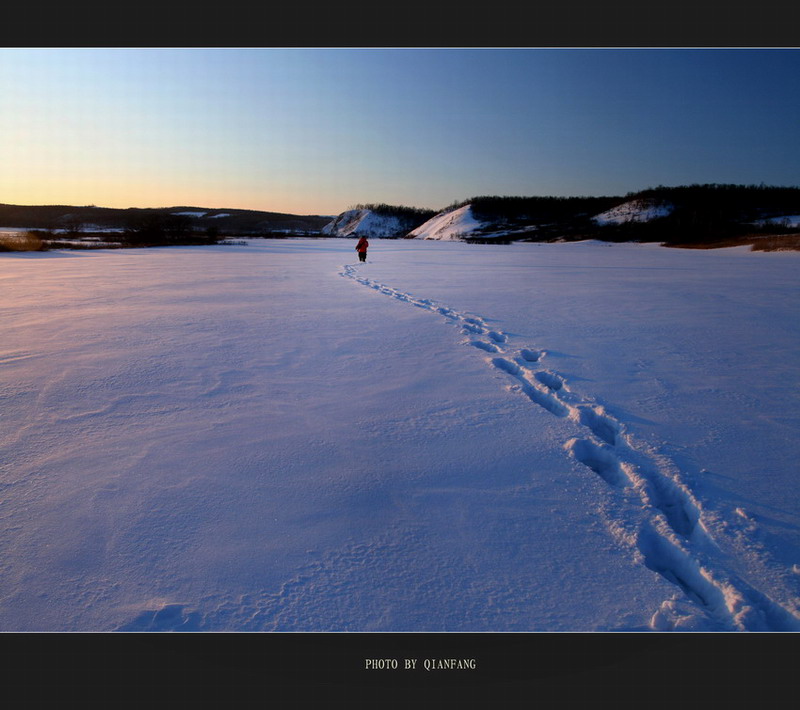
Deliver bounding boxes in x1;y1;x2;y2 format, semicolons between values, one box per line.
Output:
1;239;799;631
343;239;800;631
342;256;800;630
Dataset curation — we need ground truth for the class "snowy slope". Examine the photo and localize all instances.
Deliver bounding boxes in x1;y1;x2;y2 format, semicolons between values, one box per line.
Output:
592;198;673;225
322;209;410;237
407;204;486;240
1;239;799;632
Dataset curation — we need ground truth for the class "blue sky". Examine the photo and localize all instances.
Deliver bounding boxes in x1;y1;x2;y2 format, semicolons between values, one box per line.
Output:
1;48;798;215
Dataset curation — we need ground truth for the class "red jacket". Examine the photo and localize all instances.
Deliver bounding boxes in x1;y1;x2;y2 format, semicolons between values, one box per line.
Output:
356;237;369;252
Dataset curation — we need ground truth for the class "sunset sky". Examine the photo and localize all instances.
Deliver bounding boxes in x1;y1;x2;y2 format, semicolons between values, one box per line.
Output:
1;48;799;216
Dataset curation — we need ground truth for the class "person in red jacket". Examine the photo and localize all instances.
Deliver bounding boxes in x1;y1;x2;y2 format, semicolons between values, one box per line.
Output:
355;235;369;262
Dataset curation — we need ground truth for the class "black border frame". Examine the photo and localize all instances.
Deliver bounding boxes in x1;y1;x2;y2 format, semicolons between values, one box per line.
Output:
2;0;799;702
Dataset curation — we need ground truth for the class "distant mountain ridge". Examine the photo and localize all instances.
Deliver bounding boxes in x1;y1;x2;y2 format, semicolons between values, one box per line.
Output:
325;184;800;245
0;203;332;235
6;183;800;246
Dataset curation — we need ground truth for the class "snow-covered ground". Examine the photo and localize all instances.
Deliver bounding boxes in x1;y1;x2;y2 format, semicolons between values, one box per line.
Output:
1;238;799;632
408;204;486;240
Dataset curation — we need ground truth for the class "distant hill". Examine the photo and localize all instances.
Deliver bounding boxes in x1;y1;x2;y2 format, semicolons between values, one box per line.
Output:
0;203;332;235
409;195;620;241
322;204;435;237
8;183;800;247
586;184;800;245
402;184;800;244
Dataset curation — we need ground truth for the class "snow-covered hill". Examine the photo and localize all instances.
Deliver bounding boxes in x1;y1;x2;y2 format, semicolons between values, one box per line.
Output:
592;198;674;226
407;204;487;240
753;215;800;228
322;209;413;238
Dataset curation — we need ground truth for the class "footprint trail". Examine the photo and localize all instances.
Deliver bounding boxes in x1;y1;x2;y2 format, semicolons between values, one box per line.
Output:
340;262;800;631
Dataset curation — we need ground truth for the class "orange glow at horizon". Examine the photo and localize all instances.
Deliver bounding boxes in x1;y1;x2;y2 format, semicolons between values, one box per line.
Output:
0;174;341;216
